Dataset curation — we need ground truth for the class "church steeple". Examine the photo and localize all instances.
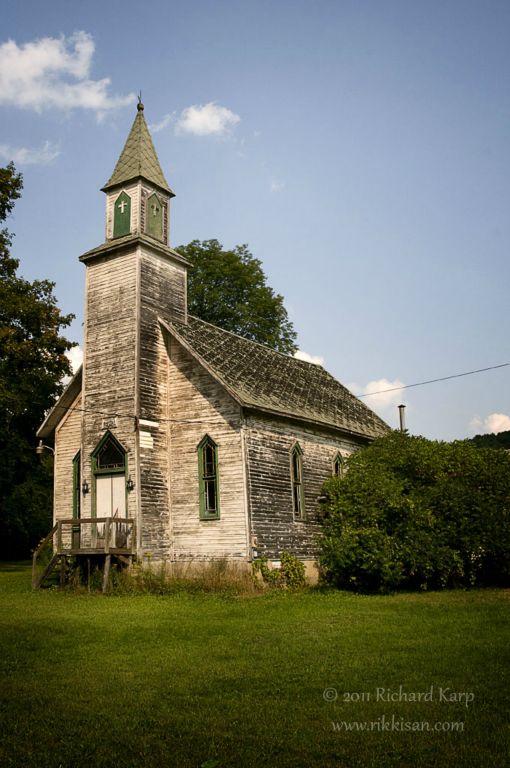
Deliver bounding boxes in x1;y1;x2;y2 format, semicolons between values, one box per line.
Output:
101;102;174;245
102;101;174;196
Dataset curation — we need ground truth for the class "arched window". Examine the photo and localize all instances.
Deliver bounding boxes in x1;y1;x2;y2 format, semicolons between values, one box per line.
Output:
146;192;163;240
333;452;344;478
113;191;131;238
197;435;220;520
91;432;127;518
290;443;305;520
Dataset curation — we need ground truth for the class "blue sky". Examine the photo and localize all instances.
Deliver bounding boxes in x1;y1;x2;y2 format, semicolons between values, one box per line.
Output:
2;0;509;440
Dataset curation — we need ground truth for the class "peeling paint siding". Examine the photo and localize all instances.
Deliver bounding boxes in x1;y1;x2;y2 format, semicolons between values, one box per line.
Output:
137;250;187;559
54;395;82;547
167;336;248;559
81;251;138;522
244;414;365;559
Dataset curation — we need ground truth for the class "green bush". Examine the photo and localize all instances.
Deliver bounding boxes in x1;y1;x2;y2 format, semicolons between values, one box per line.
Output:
319;432;510;592
253;551;306;589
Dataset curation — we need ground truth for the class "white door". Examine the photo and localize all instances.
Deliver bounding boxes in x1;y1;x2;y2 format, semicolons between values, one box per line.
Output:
95;475;126;547
96;475;126;517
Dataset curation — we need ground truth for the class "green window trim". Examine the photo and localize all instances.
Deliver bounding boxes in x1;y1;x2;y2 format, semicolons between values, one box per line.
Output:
197;435;220;520
113;190;131;238
333;452;344;478
72;451;81;520
91;431;127;476
146;192;163;241
290;442;305;520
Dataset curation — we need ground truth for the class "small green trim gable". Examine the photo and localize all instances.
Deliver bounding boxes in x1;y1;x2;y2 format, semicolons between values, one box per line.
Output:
91;431;127;476
113;191;131;238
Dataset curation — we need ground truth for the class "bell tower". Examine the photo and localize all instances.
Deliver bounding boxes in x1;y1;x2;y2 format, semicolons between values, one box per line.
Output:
78;102;189;560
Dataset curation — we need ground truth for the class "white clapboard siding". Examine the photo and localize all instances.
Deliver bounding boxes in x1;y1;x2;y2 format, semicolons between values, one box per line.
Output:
167;336;248;559
244;413;362;560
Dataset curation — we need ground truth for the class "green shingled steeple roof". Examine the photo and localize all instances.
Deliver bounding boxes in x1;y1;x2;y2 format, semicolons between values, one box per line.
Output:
102;102;174;196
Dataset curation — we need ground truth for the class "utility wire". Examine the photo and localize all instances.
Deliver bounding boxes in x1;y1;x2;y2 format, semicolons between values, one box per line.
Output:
43;361;510;422
357;363;510;398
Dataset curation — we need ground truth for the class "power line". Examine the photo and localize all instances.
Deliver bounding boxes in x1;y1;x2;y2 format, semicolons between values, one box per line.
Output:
43;361;510;424
357;363;510;398
47;401;226;427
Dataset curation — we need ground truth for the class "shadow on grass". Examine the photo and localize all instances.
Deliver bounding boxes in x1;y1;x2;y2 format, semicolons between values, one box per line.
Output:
0;560;32;572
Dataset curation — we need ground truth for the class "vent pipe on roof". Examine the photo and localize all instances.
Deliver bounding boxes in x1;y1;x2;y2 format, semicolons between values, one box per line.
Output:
398;404;406;433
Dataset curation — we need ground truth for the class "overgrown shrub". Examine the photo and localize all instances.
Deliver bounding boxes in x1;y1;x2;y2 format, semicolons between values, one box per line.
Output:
319;432;510;592
253;551;306;589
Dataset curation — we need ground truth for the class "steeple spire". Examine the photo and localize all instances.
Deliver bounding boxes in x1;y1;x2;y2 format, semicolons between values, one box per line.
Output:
101;104;174;197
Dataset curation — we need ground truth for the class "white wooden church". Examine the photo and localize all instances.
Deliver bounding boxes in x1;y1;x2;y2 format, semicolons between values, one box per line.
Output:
36;103;388;583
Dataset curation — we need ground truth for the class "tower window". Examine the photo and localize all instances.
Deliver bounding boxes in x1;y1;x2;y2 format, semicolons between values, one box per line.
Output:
290;443;305;520
113;191;131;238
146;192;163;241
197;435;220;520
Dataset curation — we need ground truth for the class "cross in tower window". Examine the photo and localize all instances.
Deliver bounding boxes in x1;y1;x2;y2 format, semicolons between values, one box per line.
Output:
118;200;128;214
151;202;160;216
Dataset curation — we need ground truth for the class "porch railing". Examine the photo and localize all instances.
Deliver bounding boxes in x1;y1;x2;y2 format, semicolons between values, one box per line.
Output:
32;517;136;588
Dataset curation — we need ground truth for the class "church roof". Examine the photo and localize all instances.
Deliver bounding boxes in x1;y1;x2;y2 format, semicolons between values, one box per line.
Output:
162;316;390;440
102;103;174;195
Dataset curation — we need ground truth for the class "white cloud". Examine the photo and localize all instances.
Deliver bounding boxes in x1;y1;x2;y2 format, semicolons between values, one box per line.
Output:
293;350;324;366
175;102;240;136
469;412;510;434
351;378;406;411
64;345;83;381
149;112;175;134
270;178;285;193
0;140;60;165
0;32;135;113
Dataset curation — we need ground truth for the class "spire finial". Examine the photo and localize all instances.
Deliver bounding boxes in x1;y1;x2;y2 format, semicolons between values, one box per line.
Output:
137;91;144;111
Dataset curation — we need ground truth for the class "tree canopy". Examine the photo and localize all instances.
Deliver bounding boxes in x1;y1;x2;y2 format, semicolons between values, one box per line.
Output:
176;239;297;354
0;163;75;557
319;432;510;592
469;430;510;450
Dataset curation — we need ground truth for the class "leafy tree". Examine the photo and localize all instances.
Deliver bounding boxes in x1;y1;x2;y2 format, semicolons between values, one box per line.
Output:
0;163;75;558
469;430;510;450
176;239;297;354
319;432;510;592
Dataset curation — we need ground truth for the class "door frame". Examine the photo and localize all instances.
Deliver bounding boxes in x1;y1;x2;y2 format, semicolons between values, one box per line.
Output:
90;431;128;520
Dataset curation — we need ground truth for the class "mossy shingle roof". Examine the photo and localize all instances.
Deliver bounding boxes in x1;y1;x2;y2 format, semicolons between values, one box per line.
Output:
102;105;173;195
162;315;390;440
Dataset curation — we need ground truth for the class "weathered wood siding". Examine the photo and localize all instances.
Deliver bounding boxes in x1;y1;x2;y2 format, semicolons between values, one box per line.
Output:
81;250;138;522
54;394;82;524
136;249;187;559
166;335;248;559
244;414;364;560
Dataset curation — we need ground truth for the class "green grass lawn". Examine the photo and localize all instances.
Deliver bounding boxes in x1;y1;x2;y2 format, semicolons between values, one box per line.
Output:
0;563;509;768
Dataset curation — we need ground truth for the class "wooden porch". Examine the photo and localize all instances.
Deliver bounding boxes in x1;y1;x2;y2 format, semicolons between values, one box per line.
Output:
32;517;136;592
